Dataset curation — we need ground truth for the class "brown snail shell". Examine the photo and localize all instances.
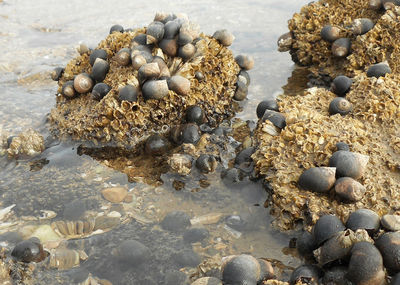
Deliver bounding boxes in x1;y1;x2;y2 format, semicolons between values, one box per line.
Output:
138;62;160;83
159;38;178;57
146;21;164;44
115;48;131;66
131;54;147;70
375;232;400;273
109;24;124;34
131;45;153;63
298;167;336;193
329;150;369;179
328;97;352;116
212;29;235;46
235;54;254;70
51;67;64;81
352;18;374;35
61;80;76;98
73;73;94;94
334;177;366;202
11;238;47;263
332;38;351;57
320;25;341;42
381;214;400;231
167;75;190;96
152;56;170;78
145;134;167;156
178;43;196;60
142;79;169;100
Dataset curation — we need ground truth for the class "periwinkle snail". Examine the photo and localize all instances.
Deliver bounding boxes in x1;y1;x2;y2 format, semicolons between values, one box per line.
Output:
51;67;64;81
320;24;341;42
91;58;109;82
115;48;131;66
186;105;204;125
330;75;352;97
89;49;108;66
367;62;392;78
92;82;111;101
312;214;345;246
142;80;169;100
351;18;374;35
289;264;322;285
11;237;47;263
145;134;167;156
345;208;380;234
109;24;124;34
73;73;94;94
256;99;279;118
334;177;366;202
235;55;254;70
167;75;191;96
213;29;235;46
298;167;336;193
328;150;369;179
332;38;351;57
61;80;76;98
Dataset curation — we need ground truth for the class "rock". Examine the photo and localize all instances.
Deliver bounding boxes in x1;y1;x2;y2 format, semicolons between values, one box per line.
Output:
161;211;191;232
101;187;128;203
173;249;201;267
381;215;400;232
183;227;209;243
113;239;150;267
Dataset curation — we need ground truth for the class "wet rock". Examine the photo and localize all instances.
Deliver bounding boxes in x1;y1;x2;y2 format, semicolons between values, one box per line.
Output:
161;211;191;232
173;249;201;267
221;168;241;185
63;199;86;220
381;214;400;231
183;227;209;243
164;269;188;285
101;187;128;203
113;239;150;267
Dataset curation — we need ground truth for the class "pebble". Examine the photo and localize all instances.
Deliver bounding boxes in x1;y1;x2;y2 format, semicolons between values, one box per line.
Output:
101;187;128;203
114;239;150;267
183;227;209;243
161;211;191;232
173;249;201;267
381;214;400;231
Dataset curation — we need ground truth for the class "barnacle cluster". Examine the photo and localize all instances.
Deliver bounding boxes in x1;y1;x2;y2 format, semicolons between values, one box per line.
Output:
0;129;45;158
49;14;241;149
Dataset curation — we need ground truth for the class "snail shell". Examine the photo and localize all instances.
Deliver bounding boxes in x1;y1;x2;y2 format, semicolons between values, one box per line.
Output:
91;58;109;82
131;33;148;46
212;29;235;46
312;214;345;246
328;97;352;116
47;248;84;270
92;82;111;101
382;0;400;9
367;62;392;78
347;242;385;285
181;123;200;144
329;150;369;179
118;85;138;102
195;154;217;173
296;230;317;258
313;231;352;266
375;232;400;273
115;48;131;66
345;209;380;234
51;219;95;238
131;54;147;71
167;75;191;96
369;0;383;9
177;31;193;45
332;38;351;57
334;177;366;202
320;25;341;42
11;238;47;263
152;56;170;78
73;73;94;94
289;265;322;285
234;81;248;101
51;67;64;81
277;31;293;52
256;99;279;118
61;80;76;98
330;75;352;97
262;110;286;129
322;267;350;285
146;21;164;44
178;43;196;60
195;71;205;81
352;18;374;35
89;49;107;66
145;134;167;156
159;38;178;57
298;166;336;193
131;45;153;62
138;62;160;83
235;54;254;70
164;20;181;39
186;105;204;124
109;24;124;34
336;141;350;151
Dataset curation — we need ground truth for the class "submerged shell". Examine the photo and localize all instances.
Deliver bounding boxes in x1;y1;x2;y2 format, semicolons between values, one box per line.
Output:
332;38;351;57
196;154;217;173
145;134;167;156
298;167;336;193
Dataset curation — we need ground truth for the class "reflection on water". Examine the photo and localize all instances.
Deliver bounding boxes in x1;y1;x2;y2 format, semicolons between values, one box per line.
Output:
0;0;309;283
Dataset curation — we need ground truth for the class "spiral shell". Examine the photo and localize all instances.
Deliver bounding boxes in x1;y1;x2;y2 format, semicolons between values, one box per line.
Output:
142;79;169;100
115;48;131;66
331;38;351;57
89;49;107;66
328;97;352;116
167;75;190;96
320;25;341;42
61;80;76;98
235;54;254;70
213;29;235;46
73;73;94;94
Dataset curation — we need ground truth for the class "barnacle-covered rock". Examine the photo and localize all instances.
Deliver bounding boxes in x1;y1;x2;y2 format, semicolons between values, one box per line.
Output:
49;14;241;151
2;129;45;158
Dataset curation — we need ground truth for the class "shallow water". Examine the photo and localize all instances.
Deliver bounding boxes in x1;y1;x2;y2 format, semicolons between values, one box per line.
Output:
0;0;309;284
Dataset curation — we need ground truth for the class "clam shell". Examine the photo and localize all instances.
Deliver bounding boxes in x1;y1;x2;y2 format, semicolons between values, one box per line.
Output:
298;166;336;193
167;75;190;95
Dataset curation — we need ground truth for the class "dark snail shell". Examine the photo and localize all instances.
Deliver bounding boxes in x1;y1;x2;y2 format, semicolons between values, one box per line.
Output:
330;75;352;97
142;80;169;100
382;0;400;9
51;67;64;81
164;20;181;39
61;80;76;98
178;43;196;60
234;147;255;172
159;38;178;57
131;45;153;63
131;54;147;71
322;266;350;285
334;177;366;202
312;214;345;246
138;62;161;83
109;24;124;34
118;85;138;102
181;123;201;144
296;230;318;258
91;58;109;82
336;141;350;151
332;38;351;57
352;18;374;35
11;238;47;263
261;110;286;129
298;167;336;193
256;99;279;118
145;134;167;156
375;232;400;273
195;154;217;174
212;29;235;46
146;21;165;44
366;62;392;78
314;231;352;266
152;56;170;78
329;150;369;179
238;70;250;86
195;71;205;81
347;242;385;285
320;25;341;42
234;81;248;101
131;33;148;46
73;73;94;94
186;105;204;125
328;97;352;116
89;49;108;66
167;75;191;96
369;0;383;10
115;48;131;66
92;83;111;101
289;265;322;285
177;31;193;45
345;209;380;234
235;55;254;70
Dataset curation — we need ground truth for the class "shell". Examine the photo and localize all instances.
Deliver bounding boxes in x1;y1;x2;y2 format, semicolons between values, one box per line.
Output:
277;31;293;52
61;80;76;98
73;73;94;94
298;167;336;193
131;54;147;70
313;231;353;266
382;0;400;9
186;105;204;124
336;141;350;151
234;81;248;101
375;232;400;273
51;67;64;81
11;238;47;263
289;265;322;285
159;38;178;57
369;0;383;9
131;45;153;63
177;31;193;45
89;49;108;66
334;177;366;202
91;58;109;82
256;99;279;118
167;75;190;96
195;154;217;173
109;24;124;34
145;134;167;156
91;83;111;101
47;248;86;270
238;70;250;86
331;38;351;57
328;150;369;179
320;25;341;42
347;242;385;285
131;33;147;46
138;62;161;83
51;219;95;238
115;48;131;66
212;29;235;46
330;75;352;97
345;209;380;234
235;54;254;70
328;97;353;116
352;18;374;35
118;85;138;102
261;110;286;129
152;56;170;78
168;153;193;176
366;62;392;78
296;230;317;258
322;267;350;285
312;214;345;246
194;71;204;81
146;21;165;44
381;214;400;232
164;20;181;39
178;43;196;60
142;79;169;100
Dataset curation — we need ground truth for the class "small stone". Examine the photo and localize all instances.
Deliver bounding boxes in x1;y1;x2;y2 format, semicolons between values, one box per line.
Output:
173;249;201;267
183;227;209;243
381;215;400;231
101;187;128;203
161;211;191;232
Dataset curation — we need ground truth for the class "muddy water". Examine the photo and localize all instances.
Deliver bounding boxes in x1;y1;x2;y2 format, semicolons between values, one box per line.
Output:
0;0;309;284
